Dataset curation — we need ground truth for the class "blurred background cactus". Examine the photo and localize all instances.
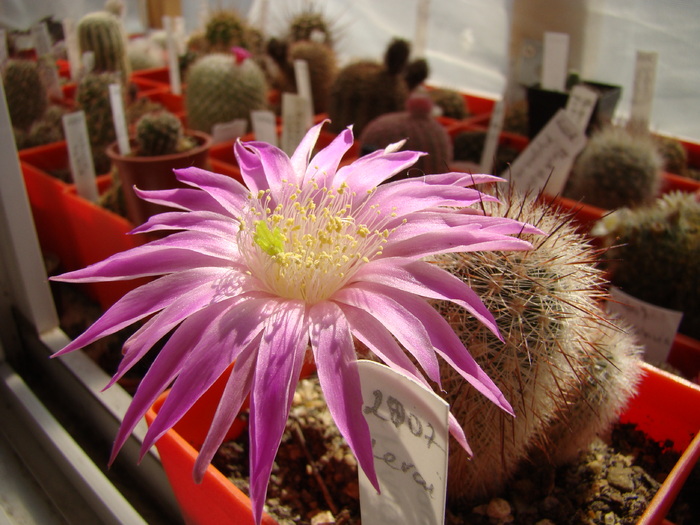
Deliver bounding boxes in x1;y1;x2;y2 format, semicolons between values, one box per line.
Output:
77;11;130;81
3;59;49;132
203;9;252;53
451;129;520;175
134;109;190;157
433;191;643;503
359;93;452;177
592;190;700;340
654;135;689;178
327;38;427;135
427;87;469;120
185;52;268;134
287;5;335;48
564;126;663;210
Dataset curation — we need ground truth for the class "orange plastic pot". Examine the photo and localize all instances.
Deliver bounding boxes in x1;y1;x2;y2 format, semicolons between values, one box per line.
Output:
106;131;212;225
147;361;700;525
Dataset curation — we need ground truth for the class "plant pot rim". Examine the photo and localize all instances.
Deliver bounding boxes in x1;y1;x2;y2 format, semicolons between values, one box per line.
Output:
106;129;212;164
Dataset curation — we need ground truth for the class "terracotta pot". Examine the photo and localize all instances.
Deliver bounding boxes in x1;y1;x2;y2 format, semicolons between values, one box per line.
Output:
146;360;700;525
106;130;212;225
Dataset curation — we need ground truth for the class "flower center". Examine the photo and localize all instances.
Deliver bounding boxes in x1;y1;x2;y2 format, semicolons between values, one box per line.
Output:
240;180;392;303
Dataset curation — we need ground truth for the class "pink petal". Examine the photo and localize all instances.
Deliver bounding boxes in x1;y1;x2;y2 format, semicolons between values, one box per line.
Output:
303;127;354;187
248;301;309;525
290;120;326;176
332;284;441;385
352;258;502;339
334;148;423;195
130;210;237;238
309;301;379;491
234;140;296;198
174;166;249;215
134;187;229;214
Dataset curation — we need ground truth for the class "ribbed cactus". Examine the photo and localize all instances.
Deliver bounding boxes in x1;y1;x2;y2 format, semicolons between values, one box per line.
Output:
564;126;663;210
359;94;452;177
76;71;123;173
428;88;469;120
593;191;700;340
654;135;689;177
327;38;427;135
204;10;250;53
185;53;268;134
77;11;130;81
433;191;643;502
135;110;185;156
3;59;48;131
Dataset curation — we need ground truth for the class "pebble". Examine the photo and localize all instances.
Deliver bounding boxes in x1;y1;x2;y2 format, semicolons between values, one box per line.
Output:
607;465;636;492
487;497;512;519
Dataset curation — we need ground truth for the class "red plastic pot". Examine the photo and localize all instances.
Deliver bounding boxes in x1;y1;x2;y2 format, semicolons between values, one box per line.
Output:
147;361;700;525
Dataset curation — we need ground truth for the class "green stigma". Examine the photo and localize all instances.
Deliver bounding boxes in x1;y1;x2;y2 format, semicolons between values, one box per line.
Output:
254;220;285;256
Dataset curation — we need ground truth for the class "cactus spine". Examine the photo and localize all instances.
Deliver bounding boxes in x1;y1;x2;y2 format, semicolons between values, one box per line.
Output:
185;53;268;134
564;126;663;210
3;59;48;131
433;191;643;502
135;110;185;156
593;191;700;340
77;11;130;81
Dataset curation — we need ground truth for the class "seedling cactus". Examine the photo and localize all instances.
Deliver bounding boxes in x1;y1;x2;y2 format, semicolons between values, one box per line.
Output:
135;110;188;157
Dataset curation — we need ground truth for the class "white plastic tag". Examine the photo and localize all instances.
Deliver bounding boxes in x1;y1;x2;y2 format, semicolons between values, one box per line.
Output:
508;109;586;195
82;51;95;73
566;84;598;132
281;93;311;156
62;111;99;203
31;22;62;100
251;110;278;147
62;19;81;81
211;119;248;144
607;286;683;364
413;0;431;59
30;22;52;56
293;59;314;125
357;360;449;525
162;16;182;95
541;32;569;92
480;99;505;174
627;51;658;133
109;83;130;155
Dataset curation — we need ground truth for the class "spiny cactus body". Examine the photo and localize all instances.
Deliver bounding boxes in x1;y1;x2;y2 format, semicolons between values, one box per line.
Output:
135;110;184;156
327;38;427;135
288;6;334;47
77;11;130;81
434;192;643;502
359;94;452;177
564;126;663;210
654;135;689;177
204;10;250;53
3;59;48;131
593;191;700;339
428;88;469;120
185;53;268;134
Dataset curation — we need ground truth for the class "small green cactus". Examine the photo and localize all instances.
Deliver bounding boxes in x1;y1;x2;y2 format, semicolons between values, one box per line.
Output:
185;53;268;134
593;191;700;340
23;105;68;148
203;10;250;53
288;6;335;47
77;11;130;81
135;110;185;156
327;38;427;135
433;191;643;502
3;59;48;131
359;94;452;177
654;135;689;177
427;88;469;120
564;126;663;210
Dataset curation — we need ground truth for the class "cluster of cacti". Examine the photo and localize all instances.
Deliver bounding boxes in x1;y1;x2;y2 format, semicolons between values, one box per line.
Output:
134;110;186;156
451;130;520;175
564;125;663;210
76;71;124;173
77;11;130;81
592;190;700;340
359;94;452;177
3;59;49;131
185;52;268;134
654;135;689;177
427;88;469;120
431;191;643;502
327;38;428;135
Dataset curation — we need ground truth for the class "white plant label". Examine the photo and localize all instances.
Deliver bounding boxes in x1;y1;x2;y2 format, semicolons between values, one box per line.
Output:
251;110;278;147
62;19;81;81
566;84;599;132
628;50;658;133
480;99;506;174
30;22;52;56
413;0;431;58
508;109;586;195
109;83;130;155
62;111;99;203
31;22;62;100
82;51;95;73
293;59;314;126
211;119;248;144
357;360;449;525
541;32;569;92
162;16;182;95
607;287;683;364
281;93;311;156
